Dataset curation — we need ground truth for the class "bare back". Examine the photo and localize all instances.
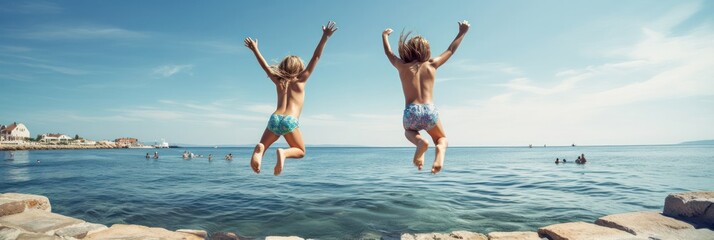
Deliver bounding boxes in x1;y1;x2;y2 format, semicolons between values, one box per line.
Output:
395;60;437;106
270;76;307;118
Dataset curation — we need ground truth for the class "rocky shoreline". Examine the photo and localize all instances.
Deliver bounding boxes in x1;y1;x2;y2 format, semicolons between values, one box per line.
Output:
0;192;712;239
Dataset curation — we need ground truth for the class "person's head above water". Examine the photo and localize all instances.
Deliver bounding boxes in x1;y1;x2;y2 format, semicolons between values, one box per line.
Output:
398;32;431;63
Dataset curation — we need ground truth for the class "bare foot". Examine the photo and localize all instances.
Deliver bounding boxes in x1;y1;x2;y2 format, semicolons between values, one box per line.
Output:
413;139;428;170
274;148;286;176
431;142;446;174
250;143;264;174
431;162;442;174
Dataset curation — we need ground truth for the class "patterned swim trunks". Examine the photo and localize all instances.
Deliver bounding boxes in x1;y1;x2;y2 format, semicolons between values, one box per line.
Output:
267;114;299;136
403;103;439;131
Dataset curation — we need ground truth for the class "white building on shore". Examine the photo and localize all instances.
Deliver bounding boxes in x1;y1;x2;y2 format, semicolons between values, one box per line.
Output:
39;133;72;143
0;122;30;141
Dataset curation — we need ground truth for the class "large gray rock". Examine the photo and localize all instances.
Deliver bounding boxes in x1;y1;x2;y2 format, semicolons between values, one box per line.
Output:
538;221;638;240
0;225;26;240
16;232;61;240
84;224;203;240
487;231;542;240
0;193;51;212
54;222;108;238
0;199;25;217
0;209;83;234
401;231;487;240
663;191;714;227
595;211;698;239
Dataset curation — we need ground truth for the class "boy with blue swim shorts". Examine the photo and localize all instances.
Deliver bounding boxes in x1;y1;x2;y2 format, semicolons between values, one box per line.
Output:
382;20;470;174
244;21;337;176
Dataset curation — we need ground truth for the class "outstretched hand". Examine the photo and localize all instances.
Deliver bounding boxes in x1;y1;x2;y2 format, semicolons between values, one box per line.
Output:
244;37;258;51
322;21;338;37
458;20;470;33
383;28;393;36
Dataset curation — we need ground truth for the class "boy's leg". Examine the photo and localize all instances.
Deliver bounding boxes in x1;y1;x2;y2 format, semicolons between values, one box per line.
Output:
275;128;306;176
426;120;448;174
251;128;280;174
405;130;429;170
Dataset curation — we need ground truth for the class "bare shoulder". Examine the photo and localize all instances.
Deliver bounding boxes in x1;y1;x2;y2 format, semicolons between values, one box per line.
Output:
268;74;280;83
393;60;412;71
296;71;310;82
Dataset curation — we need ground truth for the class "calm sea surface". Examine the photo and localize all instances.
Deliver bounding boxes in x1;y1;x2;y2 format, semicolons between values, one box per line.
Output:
1;145;713;239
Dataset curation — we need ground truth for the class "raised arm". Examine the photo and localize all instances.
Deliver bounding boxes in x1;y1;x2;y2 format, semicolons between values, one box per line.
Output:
244;37;275;82
431;20;470;68
382;28;401;66
301;21;338;80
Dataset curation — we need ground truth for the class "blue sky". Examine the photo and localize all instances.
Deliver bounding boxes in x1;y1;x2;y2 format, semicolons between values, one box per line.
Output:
1;0;712;146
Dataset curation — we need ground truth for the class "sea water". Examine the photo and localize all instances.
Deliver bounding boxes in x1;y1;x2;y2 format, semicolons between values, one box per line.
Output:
1;145;713;239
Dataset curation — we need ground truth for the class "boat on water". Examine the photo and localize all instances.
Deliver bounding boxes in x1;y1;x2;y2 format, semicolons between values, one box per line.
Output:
153;139;169;148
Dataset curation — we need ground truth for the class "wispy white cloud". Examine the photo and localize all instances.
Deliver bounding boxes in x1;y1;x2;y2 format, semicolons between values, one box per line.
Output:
119;108;187;121
438;61;523;84
305;114;336;121
0;53;48;63
436;77;481;83
244;104;275;114
0;46;33;53
450;60;523;76
66;114;140;122
11;25;148;40
0;1;62;14
0;73;34;82
20;62;89;75
62;100;266;126
152;64;193;78
422;2;714;146
496;18;713;103
191;40;243;54
349;113;400;121
648;1;702;32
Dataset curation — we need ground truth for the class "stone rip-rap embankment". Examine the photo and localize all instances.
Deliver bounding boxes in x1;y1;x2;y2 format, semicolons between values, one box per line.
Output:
0;192;713;239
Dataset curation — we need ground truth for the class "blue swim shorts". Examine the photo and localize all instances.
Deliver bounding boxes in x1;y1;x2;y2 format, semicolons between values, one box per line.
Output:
267;114;299;136
403;104;439;131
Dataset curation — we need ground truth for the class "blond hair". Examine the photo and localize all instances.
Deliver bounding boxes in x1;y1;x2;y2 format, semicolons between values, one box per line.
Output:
398;31;431;63
272;55;304;92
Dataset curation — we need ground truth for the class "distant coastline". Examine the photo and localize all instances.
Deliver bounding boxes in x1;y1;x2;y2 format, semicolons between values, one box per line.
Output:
0;143;117;151
679;139;714;145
